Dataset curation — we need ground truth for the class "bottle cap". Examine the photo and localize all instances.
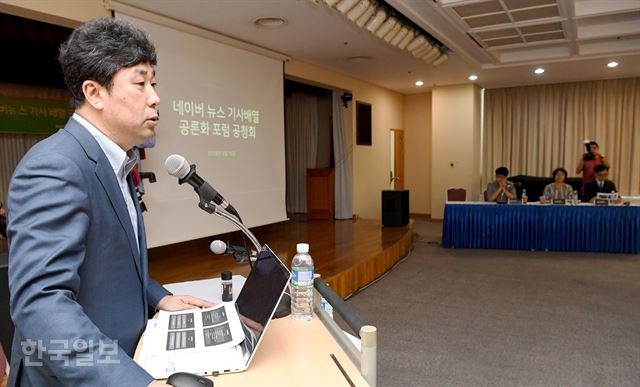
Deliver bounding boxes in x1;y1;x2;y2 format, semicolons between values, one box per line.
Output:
296;243;309;254
221;271;232;280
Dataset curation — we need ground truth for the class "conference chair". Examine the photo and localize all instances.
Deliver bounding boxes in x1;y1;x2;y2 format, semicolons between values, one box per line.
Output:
446;188;467;202
483;190;488;201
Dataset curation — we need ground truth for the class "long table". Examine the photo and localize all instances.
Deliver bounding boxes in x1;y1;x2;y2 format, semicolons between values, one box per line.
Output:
442;202;640;254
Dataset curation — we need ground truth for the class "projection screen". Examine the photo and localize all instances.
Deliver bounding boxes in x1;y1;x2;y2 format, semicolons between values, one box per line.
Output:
116;13;287;248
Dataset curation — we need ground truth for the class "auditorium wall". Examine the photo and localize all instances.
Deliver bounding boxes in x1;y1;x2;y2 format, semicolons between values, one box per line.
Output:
285;59;405;220
403;92;432;216
0;0;430;221
431;84;481;219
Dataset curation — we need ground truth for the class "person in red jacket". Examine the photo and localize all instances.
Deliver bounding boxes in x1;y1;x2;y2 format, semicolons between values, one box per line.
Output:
576;141;610;194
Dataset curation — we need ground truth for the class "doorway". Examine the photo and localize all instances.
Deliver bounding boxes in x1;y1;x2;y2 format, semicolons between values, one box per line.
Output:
389;128;404;190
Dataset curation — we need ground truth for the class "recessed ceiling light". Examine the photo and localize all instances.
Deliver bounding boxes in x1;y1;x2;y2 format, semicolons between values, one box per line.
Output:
468;74;478;81
347;56;371;63
415;80;424;86
534;68;545;75
254;17;287;29
607;61;619;68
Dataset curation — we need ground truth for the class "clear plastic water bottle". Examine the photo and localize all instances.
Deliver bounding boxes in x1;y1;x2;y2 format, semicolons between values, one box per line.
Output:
573;190;579;205
521;189;528;204
291;243;314;321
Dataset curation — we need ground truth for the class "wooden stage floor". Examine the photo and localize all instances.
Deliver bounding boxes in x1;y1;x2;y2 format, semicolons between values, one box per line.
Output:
148;216;414;298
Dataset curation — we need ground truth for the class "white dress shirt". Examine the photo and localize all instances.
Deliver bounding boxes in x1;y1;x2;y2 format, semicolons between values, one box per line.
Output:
73;113;139;247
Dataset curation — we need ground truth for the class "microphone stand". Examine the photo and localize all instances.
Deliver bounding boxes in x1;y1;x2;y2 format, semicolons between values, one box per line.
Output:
179;164;241;220
194;191;262;259
195;180;293;322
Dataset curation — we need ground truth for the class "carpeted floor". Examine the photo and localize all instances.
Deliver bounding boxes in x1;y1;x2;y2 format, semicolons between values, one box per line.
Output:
340;219;640;387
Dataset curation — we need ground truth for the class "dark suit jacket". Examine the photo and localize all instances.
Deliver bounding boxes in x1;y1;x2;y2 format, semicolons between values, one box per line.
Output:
7;118;170;386
583;179;617;202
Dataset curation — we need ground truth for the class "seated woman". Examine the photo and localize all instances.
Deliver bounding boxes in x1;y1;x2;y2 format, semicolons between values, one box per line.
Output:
540;168;575;203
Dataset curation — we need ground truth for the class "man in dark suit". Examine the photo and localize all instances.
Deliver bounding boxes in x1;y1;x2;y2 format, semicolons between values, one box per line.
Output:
7;18;212;386
583;164;619;202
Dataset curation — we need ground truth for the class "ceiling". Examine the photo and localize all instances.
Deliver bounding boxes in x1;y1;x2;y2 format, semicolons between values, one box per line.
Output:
432;0;640;65
116;0;640;94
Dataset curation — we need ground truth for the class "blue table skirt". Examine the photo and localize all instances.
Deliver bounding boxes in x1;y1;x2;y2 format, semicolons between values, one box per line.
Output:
442;203;640;254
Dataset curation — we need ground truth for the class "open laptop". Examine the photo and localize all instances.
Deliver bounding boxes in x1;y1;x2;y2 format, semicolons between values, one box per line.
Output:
138;244;291;378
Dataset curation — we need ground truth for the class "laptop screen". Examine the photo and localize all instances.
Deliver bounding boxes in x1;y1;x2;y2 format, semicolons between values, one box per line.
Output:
234;245;291;365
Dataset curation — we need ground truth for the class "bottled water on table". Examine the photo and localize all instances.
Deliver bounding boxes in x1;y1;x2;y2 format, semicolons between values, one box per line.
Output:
291;243;314;321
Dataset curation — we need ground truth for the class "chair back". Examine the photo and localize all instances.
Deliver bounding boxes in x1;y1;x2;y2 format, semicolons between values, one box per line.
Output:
447;188;467;202
483;189;488;201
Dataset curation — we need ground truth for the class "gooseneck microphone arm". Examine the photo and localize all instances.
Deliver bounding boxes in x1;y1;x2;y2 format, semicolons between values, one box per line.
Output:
165;154;260;256
178;164;242;221
208;206;262;256
177;171;261;254
178;164;222;203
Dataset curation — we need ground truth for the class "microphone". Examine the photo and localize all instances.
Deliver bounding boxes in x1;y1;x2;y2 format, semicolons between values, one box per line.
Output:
210;240;257;264
165;154;239;218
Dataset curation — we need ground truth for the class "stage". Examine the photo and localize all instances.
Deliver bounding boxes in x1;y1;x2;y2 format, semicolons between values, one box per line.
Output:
148;215;414;298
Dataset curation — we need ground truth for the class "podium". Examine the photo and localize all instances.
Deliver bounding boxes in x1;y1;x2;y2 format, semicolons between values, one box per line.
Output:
135;278;370;386
307;168;335;220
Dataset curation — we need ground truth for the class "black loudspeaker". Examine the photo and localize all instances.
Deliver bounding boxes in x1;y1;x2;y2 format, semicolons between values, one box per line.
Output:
382;190;409;227
0;252;13;362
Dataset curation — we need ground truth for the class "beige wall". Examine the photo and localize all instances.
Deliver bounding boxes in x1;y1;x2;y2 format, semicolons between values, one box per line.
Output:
403;93;432;215
0;0;109;27
1;2;427;221
285;60;404;220
431;84;481;219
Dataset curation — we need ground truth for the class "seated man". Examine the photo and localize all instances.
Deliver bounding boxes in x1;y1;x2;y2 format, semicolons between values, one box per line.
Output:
486;166;517;203
583;164;620;202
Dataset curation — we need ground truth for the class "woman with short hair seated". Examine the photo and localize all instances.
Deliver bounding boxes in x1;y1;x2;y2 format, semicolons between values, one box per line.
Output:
540;168;575;203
